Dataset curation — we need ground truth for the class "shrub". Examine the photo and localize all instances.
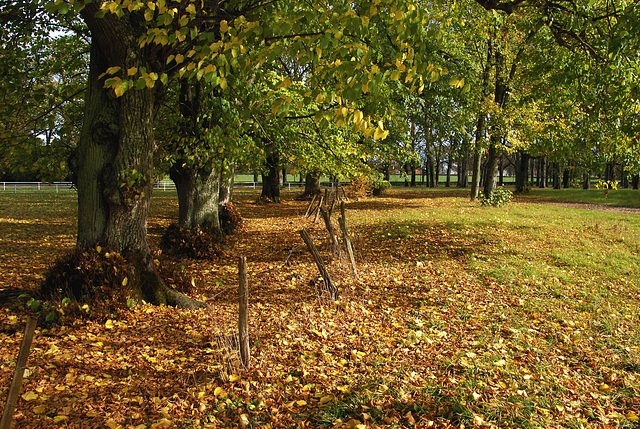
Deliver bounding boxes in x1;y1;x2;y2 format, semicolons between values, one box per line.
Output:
372;180;391;196
479;186;513;207
219;202;243;235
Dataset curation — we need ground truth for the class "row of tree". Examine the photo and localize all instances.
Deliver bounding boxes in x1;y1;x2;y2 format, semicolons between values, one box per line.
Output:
1;0;638;305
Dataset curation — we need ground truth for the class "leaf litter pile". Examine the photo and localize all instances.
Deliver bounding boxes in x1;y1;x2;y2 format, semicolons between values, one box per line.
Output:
1;190;640;428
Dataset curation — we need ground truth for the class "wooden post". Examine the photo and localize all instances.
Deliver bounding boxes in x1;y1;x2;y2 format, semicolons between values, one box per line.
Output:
320;206;341;260
313;196;324;223
299;229;339;300
1;316;37;429
238;256;251;369
339;218;357;278
304;194;317;217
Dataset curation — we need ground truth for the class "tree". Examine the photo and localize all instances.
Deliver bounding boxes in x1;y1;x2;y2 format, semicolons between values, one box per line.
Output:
37;0;438;308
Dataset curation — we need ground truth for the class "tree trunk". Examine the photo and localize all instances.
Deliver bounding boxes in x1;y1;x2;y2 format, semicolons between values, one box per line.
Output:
483;140;500;198
515;151;530;193
304;171;321;194
219;163;235;205
631;174;639;190
170;163;222;231
562;168;570;188
458;149;469;187
75;6;205;308
410;162;417;187
552;163;561;189
261;149;281;202
539;158;546;188
583;172;591;189
427;155;436;188
470;146;483;201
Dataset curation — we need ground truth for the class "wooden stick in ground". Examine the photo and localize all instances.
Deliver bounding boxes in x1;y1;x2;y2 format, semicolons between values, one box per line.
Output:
238;256;251;369
304;194;317;217
1;316;37;429
313;196;324;223
320;206;341;259
339;216;358;278
299;229;339;300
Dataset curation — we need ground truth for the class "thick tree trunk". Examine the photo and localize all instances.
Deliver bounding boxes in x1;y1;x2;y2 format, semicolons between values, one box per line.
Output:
261;150;281;202
583;172;591;189
75;6;205;309
631;174;639;190
219;163;235;205
170;163;222;231
304;171;321;193
483;140;500;198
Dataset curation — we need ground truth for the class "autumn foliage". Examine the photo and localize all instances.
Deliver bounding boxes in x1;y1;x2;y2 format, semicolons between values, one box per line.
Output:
1;190;640;428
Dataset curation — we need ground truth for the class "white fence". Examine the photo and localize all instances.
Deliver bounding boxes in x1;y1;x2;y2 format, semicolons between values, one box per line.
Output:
0;182;75;192
1;180;310;192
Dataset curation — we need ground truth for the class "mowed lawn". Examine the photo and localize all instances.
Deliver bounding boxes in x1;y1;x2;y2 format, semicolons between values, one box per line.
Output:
1;188;639;428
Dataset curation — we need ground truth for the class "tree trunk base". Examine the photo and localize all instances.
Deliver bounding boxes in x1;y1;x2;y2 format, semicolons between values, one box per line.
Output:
40;245;210;321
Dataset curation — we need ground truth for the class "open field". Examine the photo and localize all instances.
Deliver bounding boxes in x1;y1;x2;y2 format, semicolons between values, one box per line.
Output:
1;189;639;428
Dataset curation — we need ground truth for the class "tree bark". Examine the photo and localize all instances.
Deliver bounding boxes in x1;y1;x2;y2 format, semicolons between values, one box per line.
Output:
170;163;223;231
261;148;281;202
483;140;500;198
219;163;235;205
458;150;469;188
515;151;530;192
75;6;206;309
304;171;321;194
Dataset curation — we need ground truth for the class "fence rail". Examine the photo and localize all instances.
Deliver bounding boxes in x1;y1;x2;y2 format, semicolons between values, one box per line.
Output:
0;180;314;193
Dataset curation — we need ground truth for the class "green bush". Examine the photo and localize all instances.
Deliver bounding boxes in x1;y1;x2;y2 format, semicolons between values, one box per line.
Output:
372;180;391;196
479;186;513;207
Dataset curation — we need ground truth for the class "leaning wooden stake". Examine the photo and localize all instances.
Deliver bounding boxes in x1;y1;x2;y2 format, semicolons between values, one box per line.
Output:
320;206;341;260
339;203;357;278
1;316;37;429
299;229;339;300
304;194;318;217
238;256;251;369
312;196;324;223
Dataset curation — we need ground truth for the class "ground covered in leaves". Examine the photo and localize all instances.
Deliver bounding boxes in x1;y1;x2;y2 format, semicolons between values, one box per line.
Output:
1;189;640;428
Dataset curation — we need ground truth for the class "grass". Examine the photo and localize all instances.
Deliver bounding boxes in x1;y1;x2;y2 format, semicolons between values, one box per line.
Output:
1;188;640;428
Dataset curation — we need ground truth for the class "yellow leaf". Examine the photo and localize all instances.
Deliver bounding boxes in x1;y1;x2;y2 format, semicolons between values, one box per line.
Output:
22;392;38;401
220;20;229;33
114;81;125;97
371;64;379;74
598;383;611;392
53;416;68;423
105;319;114;329
627;410;639;422
296;400;307;406
122;277;128;286
229;374;241;382
345;419;363;429
213;386;227;397
319;394;334;404
127;67;137;76
105;66;121;75
96;245;102;253
33;405;46;414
